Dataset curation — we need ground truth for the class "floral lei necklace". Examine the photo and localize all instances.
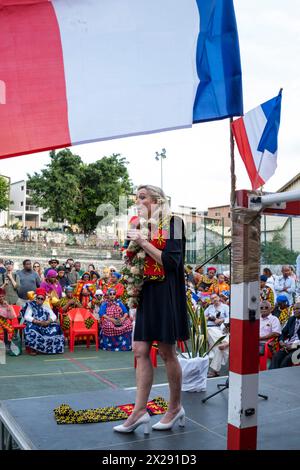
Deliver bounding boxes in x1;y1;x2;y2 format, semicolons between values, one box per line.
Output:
121;216;170;308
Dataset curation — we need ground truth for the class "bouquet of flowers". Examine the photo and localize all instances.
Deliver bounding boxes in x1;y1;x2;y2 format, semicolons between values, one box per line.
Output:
121;218;149;308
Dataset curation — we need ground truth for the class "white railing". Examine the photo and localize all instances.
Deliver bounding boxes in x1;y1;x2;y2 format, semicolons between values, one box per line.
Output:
25;205;39;212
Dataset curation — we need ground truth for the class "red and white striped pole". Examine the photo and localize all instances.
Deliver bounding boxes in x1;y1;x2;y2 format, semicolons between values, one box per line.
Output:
227;203;261;450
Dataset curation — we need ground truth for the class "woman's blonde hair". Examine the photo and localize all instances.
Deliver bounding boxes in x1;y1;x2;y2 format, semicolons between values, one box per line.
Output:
137;185;170;221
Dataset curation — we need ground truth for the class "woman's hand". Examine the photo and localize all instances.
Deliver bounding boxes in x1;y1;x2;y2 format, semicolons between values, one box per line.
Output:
127;229;147;247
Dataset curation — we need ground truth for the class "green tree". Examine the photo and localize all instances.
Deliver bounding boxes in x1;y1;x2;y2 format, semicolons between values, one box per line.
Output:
261;231;297;264
0;176;10;211
195;241;230;265
74;154;133;233
27;149;83;223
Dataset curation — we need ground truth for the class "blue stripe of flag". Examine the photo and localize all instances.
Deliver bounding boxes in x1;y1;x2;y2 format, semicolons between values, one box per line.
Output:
257;91;282;154
193;0;243;123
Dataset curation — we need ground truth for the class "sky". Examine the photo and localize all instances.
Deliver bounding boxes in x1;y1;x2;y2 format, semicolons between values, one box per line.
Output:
0;0;299;212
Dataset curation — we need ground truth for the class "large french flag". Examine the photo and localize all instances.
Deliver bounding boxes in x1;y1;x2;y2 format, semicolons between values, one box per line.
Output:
0;0;243;160
232;91;282;190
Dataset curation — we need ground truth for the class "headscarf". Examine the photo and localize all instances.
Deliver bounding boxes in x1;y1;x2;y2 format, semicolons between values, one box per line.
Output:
112;272;121;280
207;267;216;273
47;269;58;278
276;295;289;305
57;265;66;273
35;288;47;298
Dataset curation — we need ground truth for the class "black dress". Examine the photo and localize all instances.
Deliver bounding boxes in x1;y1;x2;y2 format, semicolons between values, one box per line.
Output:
134;216;189;344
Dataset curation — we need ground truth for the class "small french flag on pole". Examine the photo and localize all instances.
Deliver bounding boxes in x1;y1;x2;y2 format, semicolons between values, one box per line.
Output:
232;90;282;190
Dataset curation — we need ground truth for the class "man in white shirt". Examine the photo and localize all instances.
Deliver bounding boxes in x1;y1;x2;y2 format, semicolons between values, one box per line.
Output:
259;301;281;356
208;322;230;377
274;265;296;306
205;294;229;349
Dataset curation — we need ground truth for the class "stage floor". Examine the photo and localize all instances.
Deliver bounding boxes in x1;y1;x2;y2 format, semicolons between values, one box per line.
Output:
0;367;299;450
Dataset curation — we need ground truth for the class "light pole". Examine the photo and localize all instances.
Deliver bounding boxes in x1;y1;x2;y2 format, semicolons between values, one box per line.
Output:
155;148;167;190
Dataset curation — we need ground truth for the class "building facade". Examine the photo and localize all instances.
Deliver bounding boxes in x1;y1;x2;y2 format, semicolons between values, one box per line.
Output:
207;204;231;227
9;180;46;228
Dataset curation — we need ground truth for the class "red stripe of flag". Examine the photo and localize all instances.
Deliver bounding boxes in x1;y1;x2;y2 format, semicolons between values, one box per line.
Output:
0;2;70;159
231;117;264;189
229;318;260;375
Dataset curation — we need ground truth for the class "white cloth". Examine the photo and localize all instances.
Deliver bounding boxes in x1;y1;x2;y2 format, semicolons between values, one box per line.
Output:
274;275;296;305
207;326;225;350
24;304;57;323
178;355;209;392
260;314;281;338
204;303;229;326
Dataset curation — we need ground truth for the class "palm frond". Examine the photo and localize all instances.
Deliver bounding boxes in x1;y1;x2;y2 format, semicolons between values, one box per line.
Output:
202;335;227;357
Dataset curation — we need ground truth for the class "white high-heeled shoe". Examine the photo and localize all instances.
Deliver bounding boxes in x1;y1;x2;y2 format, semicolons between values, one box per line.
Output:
113;413;151;434
152;407;185;431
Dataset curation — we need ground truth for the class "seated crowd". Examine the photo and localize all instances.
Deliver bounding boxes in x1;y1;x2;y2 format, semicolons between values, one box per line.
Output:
185;263;300;375
0;257;299;374
0;258;133;356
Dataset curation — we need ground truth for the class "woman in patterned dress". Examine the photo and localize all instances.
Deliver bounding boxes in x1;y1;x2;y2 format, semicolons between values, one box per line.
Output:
24;287;64;356
99;288;132;351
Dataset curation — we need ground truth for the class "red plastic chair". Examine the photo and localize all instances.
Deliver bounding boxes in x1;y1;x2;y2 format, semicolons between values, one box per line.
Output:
8;305;26;343
68;308;99;352
11;305;22;317
259;338;279;371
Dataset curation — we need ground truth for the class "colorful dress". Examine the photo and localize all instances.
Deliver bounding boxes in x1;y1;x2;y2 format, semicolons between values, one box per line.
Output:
40;280;63;299
24;301;64;354
0;304;16;341
74;280;96;300
134;216;189;344
272;306;292;326
99;300;132;351
210;281;230;296
260;286;275;307
199;275;218;292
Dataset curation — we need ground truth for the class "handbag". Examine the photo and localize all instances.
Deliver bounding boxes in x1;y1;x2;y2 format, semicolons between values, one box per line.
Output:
8;331;22;356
